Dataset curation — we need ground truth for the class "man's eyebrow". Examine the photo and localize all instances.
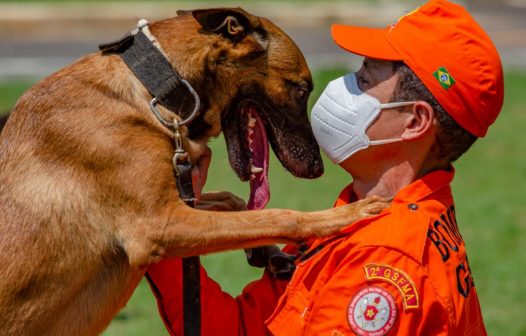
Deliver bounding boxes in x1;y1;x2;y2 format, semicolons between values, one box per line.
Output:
368;60;383;70
363;59;382;73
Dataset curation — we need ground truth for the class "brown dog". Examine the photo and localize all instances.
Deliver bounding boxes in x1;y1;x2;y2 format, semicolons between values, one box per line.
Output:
0;8;386;335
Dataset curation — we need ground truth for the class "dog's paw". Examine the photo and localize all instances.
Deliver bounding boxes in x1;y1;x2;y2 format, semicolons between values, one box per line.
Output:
355;195;391;218
317;196;390;233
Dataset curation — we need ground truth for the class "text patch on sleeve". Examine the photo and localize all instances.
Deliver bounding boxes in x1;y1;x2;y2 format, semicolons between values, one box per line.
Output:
363;263;419;310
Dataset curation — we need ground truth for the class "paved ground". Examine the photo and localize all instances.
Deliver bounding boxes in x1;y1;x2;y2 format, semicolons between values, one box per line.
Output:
0;0;525;80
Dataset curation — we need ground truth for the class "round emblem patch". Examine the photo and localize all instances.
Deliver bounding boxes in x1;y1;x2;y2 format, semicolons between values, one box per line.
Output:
347;286;397;336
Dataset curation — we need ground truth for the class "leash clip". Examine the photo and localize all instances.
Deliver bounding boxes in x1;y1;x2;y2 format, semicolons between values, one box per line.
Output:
172;125;189;174
172;125;196;204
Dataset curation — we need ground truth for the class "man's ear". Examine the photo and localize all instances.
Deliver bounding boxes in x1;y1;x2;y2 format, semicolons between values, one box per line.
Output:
192;8;261;42
401;101;436;140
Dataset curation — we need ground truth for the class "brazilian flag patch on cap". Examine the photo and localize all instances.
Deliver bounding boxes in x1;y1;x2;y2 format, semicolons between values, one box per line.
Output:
433;67;456;90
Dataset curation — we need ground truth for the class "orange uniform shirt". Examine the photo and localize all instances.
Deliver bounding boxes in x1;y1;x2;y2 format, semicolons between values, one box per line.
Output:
147;169;487;335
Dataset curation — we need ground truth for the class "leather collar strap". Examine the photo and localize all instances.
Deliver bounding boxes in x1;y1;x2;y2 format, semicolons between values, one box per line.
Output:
99;20;197;205
99;20;200;130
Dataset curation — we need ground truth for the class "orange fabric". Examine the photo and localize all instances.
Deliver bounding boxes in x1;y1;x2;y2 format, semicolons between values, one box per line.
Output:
267;169;486;335
147;169;487;335
331;0;503;137
146;250;292;336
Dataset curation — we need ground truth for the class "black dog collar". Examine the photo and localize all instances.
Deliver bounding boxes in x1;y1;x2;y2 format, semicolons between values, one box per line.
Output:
99;20;197;203
99;19;200;131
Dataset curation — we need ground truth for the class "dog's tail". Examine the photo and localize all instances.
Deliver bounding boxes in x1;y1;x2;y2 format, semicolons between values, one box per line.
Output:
0;113;9;133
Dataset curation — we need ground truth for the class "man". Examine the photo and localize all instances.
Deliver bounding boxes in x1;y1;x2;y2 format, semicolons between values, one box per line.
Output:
147;0;503;334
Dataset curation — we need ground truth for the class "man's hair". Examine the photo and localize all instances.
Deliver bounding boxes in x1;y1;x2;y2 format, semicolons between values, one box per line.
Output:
391;62;477;163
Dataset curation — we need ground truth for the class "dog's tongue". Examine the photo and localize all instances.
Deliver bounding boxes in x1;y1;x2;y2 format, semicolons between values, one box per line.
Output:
247;108;270;210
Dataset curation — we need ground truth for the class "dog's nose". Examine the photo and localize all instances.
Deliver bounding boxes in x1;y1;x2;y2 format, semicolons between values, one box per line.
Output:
312;159;324;178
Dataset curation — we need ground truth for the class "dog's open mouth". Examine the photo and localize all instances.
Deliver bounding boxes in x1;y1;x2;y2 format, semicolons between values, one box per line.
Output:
222;97;323;210
244;105;270;209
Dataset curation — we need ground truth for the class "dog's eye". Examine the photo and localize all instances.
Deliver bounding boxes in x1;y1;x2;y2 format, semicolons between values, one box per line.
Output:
295;83;311;100
286;80;311;101
296;87;309;99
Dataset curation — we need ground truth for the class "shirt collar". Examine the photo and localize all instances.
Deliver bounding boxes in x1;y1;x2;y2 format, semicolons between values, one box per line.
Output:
334;168;455;207
394;167;454;204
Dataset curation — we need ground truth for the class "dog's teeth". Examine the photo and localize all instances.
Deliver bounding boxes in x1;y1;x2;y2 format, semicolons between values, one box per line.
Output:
249;129;254;136
248;116;257;128
250;174;256;180
251;165;263;173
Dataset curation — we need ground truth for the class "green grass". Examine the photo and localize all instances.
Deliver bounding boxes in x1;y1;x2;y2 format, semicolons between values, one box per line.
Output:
1;69;525;335
0;80;33;113
451;71;526;336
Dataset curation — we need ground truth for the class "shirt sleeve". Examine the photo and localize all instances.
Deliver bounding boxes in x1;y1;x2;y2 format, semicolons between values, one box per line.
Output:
303;246;450;335
146;257;288;336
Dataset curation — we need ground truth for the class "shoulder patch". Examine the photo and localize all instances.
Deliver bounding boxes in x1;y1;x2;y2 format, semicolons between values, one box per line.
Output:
363;263;419;310
347;286;397;336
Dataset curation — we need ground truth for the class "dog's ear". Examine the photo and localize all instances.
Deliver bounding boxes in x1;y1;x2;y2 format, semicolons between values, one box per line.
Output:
192;8;261;42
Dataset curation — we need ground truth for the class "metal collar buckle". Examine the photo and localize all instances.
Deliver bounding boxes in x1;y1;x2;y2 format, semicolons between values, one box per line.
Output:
148;77;201;131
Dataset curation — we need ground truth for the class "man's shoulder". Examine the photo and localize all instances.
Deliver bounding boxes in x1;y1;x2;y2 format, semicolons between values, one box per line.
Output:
347;198;453;264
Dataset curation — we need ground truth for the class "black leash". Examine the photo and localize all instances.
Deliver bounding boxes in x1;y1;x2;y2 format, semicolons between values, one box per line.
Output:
100;20;201;336
173;130;200;336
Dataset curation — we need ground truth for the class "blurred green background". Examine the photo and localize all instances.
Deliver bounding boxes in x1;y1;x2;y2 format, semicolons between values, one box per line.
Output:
1;0;525;334
2;68;525;335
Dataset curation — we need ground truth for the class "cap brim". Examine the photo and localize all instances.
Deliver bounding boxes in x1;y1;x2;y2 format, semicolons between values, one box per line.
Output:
331;24;403;61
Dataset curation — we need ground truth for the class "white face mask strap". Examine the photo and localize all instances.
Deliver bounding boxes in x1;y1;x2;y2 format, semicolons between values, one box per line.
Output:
379;101;416;109
369;138;402;145
366;101;414;146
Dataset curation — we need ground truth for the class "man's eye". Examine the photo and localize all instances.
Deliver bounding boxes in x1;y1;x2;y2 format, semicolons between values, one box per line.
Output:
358;75;369;85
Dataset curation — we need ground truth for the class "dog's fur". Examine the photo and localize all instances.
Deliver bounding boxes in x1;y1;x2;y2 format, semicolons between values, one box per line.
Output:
0;8;385;335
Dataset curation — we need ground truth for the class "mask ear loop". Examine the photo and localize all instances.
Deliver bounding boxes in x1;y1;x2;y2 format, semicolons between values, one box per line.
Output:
367;102;416;145
379;101;416;109
368;138;404;145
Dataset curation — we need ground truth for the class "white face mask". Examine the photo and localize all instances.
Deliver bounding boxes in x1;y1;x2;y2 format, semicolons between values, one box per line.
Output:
310;72;415;163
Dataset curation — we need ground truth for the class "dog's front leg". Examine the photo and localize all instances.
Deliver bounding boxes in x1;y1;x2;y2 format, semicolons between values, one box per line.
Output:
123;196;387;268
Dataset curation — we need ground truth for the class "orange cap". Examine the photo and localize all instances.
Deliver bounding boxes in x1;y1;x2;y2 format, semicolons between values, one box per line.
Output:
332;0;504;137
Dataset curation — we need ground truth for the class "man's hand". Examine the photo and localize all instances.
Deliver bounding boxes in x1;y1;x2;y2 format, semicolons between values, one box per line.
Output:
191;145;247;211
191;146;212;200
195;191;247;212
